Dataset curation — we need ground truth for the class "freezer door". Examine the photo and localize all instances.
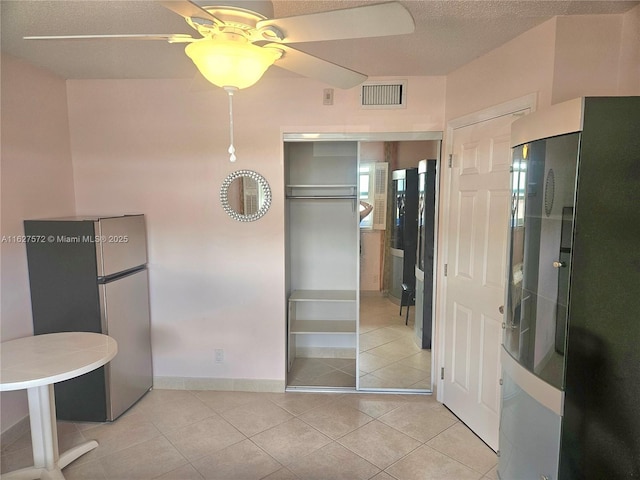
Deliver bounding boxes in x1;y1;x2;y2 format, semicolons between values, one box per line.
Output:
96;215;148;277
100;268;153;420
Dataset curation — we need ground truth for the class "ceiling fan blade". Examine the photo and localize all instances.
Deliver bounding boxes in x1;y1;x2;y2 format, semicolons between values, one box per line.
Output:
23;34;196;43
266;44;367;89
257;2;414;44
158;0;224;26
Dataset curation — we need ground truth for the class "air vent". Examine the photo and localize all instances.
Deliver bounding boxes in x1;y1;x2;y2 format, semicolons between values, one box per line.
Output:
360;81;407;109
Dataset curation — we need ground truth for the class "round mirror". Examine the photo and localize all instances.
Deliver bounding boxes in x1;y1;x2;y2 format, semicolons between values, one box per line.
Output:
220;170;272;222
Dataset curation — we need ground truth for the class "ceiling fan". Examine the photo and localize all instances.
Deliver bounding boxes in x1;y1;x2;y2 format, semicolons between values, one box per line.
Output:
24;0;415;89
24;0;415;161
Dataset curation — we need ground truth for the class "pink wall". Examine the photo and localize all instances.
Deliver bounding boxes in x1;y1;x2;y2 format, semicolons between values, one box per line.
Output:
66;76;446;383
446;9;640;121
618;4;640;95
552;15;624;104
397;141;439;168
0;54;76;432
553;7;640;102
445;18;557;121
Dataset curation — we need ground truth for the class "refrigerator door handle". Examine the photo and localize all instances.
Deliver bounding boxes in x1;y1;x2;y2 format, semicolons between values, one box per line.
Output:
98;284;108;334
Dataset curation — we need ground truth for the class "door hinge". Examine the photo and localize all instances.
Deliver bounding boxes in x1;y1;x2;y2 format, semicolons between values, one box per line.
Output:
448;154;453;168
444;264;448;276
441;367;445;380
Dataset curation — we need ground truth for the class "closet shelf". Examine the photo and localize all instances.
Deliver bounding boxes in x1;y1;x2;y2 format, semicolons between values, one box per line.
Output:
289;290;357;302
287;290;358;371
290;320;356;334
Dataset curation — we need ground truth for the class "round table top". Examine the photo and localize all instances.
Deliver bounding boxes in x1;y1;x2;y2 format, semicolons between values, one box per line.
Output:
0;332;117;391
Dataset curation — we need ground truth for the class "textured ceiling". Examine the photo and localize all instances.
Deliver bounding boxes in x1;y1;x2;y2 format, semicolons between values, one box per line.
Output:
1;0;637;84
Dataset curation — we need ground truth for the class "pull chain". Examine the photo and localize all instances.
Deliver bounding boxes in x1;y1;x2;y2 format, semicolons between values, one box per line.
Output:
225;86;238;162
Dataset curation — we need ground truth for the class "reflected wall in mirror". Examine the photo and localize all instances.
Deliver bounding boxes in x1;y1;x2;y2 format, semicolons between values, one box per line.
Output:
358;139;440;392
220;170;272;222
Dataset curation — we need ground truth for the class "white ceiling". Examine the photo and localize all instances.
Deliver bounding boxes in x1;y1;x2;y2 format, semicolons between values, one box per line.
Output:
1;0;637;85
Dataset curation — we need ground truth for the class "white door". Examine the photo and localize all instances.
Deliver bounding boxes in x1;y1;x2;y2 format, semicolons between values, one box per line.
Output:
442;112;523;450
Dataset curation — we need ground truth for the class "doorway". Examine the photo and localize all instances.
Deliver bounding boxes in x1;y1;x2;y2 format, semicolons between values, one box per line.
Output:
438;94;536;449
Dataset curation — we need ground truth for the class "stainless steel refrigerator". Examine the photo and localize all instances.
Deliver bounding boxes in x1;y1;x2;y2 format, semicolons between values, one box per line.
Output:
24;214;153;422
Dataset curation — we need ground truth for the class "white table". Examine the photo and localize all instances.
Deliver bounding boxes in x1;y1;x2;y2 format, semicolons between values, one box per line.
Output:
0;332;117;480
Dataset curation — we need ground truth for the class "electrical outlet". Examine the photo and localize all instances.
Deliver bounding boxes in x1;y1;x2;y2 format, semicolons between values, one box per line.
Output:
214;349;224;363
323;88;334;105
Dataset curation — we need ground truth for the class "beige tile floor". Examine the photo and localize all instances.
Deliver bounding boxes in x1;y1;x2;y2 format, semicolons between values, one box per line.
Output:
288;296;430;390
1;389;498;480
288;357;357;388
359;296;430;390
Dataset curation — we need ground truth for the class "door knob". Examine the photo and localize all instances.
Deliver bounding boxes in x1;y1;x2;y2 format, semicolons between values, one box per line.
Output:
552;261;566;268
499;305;504;314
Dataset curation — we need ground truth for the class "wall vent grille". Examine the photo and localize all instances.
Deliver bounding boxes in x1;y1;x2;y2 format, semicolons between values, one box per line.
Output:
360;81;407;109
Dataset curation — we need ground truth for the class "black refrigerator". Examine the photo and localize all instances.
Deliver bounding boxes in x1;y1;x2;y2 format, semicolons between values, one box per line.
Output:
499;97;640;479
390;168;419;303
24;214;153;422
414;159;437;349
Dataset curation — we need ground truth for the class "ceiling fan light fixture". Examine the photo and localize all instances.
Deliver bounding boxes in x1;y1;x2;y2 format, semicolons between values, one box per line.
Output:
185;38;282;90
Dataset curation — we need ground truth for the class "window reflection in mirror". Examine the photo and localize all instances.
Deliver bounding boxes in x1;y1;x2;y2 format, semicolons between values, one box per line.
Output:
227;176;260;216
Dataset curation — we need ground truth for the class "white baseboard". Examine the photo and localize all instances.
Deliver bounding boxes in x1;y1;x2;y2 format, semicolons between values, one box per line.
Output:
153;376;285;392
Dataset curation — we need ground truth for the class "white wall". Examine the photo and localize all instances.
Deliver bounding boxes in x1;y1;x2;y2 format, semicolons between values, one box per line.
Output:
0;54;76;432
66;76;446;385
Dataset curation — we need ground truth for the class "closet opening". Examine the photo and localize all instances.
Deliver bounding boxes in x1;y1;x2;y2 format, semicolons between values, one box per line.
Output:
284;132;442;393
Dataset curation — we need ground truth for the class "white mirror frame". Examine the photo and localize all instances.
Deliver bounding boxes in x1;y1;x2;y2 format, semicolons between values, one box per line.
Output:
220;170;272;222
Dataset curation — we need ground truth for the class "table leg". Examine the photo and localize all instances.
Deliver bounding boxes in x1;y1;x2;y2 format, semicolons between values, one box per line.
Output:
27;384;59;471
2;384;99;480
58;441;98;470
1;385;58;480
